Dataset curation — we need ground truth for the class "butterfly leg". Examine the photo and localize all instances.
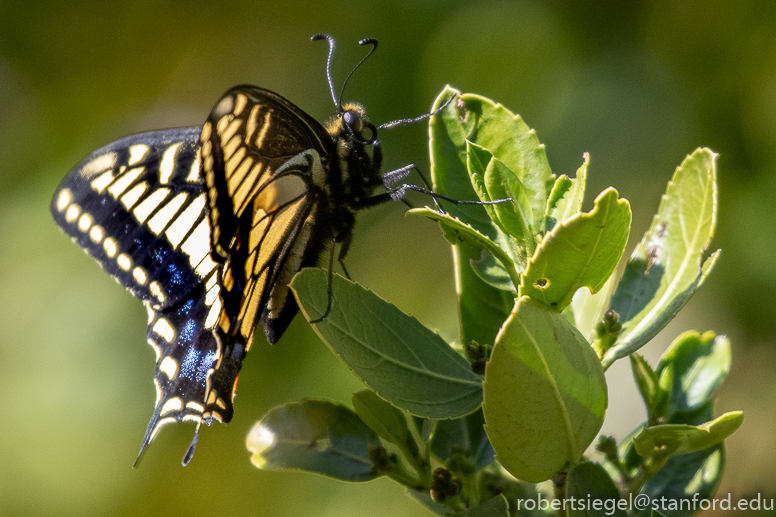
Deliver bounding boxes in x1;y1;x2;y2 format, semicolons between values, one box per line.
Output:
309;225;356;324
310;239;337;324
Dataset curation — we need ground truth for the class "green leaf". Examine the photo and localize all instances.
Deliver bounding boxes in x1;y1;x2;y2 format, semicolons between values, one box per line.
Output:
605;148;719;366
639;447;724;517
617;404;728;517
290;268;483;418
635;403;726;517
466;141;534;263
455;246;515;346
482;296;607;482
352;390;413;449
429;86;554;345
656;331;731;416
634;411;743;459
519;188;631;312
566;461;626;517
429;88;514;346
246;399;381;481
469;249;516;292
630;354;662;421
407;207;520;290
431;409;494;471
545;152;589;232
431;88;554;232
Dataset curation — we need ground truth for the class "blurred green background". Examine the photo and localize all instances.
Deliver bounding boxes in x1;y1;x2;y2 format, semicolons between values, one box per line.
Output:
2;0;775;514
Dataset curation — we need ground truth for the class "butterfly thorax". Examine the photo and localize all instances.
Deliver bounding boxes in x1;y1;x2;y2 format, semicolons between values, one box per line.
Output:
322;102;384;244
201;89;388;354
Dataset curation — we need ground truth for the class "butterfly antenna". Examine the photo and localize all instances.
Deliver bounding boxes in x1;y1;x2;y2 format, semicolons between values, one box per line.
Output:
311;33;339;110
377;93;456;130
337;37;378;108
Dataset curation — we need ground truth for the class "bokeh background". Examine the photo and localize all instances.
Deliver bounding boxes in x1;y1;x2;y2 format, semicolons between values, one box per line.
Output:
2;0;775;514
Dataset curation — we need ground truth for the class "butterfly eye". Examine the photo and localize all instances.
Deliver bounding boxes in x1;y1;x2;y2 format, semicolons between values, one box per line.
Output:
342;110;363;132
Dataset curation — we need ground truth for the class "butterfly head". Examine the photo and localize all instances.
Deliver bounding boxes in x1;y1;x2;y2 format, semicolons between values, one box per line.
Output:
326;102;378;148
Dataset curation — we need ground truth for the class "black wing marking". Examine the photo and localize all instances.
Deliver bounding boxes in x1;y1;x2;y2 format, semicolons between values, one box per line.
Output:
201;85;330;262
51;128;213;310
51;128;242;464
138;281;247;466
229;152;322;344
201;87;334;345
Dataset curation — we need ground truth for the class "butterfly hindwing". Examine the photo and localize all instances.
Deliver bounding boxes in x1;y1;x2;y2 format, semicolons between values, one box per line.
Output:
140;285;215;454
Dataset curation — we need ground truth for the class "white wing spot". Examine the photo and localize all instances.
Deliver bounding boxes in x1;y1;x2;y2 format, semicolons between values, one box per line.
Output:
225;146;246;178
256;111;272;148
187;154;201;183
200;121;212;142
159;356;179;380
165;195;206;249
65;204;81;223
133;188;170;223
221;118;242;145
133;267;147;285
77;213;93;232
108;167;144;198
147;338;161;362
153;378;162;406
196;254;217;280
245;104;260;142
154;318;175;343
160;397;183;416
214;96;234;120
103;237;118;258
148;192;188;235
234;93;248;116
149;281;166;304
56;189;72;211
128;144;150;165
222;133;241;161
160;143;182;184
149;417;176;441
89;225;104;243
205;298;222;328
186;401;205;413
117;253;132;271
120;182;148;210
90;170;114;193
180;218;211;269
81;152;118;179
216;114;231;134
229;157;254;196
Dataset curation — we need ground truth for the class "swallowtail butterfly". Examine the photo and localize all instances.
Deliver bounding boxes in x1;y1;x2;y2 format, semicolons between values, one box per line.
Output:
51;34;447;465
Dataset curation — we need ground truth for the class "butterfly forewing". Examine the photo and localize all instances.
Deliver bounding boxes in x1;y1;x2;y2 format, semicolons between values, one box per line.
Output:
52;128;213;310
52;38;392;465
51;128;240;459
